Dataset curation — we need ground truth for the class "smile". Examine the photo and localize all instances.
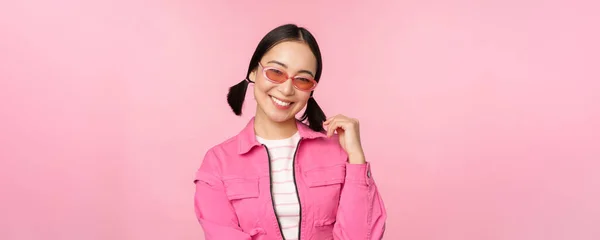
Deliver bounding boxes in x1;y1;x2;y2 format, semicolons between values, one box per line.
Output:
270;95;293;108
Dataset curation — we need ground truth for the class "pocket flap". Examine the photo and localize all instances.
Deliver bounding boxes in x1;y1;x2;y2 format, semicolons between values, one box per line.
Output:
223;178;259;200
304;164;346;187
315;218;336;227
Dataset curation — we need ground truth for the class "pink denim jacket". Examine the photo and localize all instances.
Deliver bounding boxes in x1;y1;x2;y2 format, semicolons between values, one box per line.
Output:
193;118;387;239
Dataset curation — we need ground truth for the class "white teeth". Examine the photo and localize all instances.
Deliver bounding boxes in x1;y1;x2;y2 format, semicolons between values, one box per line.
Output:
271;96;291;106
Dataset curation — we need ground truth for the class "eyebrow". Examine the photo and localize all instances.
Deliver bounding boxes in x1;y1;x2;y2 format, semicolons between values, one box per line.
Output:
266;60;315;77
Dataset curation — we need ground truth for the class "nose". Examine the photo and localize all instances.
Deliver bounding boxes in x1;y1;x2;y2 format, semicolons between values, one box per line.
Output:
277;78;295;96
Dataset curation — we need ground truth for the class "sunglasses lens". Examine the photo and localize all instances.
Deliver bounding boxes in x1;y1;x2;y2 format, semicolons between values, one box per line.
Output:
265;69;287;83
294;77;316;91
263;66;316;91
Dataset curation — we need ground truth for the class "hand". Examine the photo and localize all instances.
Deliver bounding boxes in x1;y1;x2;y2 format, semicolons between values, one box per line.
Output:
323;114;366;164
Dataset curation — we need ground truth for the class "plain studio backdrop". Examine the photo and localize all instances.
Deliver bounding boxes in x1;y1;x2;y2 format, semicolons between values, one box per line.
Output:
1;0;598;239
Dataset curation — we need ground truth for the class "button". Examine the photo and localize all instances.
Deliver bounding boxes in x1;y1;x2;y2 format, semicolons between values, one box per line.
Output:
367;169;371;178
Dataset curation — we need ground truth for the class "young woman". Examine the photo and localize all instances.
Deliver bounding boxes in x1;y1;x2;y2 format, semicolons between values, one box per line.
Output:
193;24;387;240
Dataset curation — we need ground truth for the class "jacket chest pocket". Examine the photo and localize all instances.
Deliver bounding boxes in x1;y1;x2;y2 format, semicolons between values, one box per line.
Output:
303;164;346;224
223;178;260;223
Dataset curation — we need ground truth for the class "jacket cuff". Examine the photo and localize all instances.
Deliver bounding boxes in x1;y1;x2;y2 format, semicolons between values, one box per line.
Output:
345;162;373;186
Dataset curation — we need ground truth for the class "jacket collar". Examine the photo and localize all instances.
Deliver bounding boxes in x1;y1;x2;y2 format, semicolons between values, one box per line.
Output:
237;117;327;154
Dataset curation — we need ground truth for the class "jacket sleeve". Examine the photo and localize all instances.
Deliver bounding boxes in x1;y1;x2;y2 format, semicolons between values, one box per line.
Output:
194;149;252;240
333;161;387;240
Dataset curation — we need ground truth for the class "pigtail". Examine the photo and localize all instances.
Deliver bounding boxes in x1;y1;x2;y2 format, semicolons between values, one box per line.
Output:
226;79;250;115
299;96;326;132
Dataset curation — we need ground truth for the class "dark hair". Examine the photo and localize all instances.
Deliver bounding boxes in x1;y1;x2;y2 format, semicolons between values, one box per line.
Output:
227;23;326;132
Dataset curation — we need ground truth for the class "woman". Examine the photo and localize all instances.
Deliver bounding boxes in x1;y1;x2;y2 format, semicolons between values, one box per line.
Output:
193;24;387;240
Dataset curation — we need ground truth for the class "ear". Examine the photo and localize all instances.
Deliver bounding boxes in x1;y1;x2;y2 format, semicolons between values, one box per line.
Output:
248;69;257;83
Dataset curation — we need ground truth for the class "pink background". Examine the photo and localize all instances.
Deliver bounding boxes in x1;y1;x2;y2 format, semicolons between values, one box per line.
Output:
1;0;599;239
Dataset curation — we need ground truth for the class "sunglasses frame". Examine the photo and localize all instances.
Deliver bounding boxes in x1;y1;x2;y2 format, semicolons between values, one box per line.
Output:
258;62;318;92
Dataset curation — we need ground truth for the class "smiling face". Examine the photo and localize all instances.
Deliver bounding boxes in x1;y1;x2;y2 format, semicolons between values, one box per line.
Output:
248;40;318;123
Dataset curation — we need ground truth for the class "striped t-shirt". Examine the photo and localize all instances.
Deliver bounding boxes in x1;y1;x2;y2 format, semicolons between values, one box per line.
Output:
256;132;301;240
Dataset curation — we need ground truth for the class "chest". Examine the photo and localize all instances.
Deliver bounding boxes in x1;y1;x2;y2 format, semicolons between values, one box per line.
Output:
220;142;346;227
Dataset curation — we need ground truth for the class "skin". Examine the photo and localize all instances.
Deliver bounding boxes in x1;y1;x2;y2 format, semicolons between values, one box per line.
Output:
248;40;366;164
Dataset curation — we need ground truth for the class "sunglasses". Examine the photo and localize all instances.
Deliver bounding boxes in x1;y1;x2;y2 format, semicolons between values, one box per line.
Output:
258;62;318;91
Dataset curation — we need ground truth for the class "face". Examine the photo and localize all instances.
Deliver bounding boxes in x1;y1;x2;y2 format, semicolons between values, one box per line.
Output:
249;41;318;123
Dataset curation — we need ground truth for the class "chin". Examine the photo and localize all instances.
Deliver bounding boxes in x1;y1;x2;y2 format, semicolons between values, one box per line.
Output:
265;110;296;123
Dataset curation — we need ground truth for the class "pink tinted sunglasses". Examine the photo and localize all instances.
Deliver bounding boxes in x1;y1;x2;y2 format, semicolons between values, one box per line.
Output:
258;62;318;91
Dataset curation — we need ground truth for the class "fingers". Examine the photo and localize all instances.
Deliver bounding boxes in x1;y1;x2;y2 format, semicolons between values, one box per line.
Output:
323;115;336;125
324;114;349;124
324;115;356;137
326;118;342;137
323;115;335;137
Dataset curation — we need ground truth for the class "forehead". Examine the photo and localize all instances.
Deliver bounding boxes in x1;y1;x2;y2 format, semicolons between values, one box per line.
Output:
261;41;317;72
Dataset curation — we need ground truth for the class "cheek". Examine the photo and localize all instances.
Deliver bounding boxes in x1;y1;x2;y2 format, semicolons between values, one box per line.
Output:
253;81;276;109
293;94;311;109
253;79;271;96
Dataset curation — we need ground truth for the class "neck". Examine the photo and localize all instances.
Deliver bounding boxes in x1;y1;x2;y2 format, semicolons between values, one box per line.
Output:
254;109;298;140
